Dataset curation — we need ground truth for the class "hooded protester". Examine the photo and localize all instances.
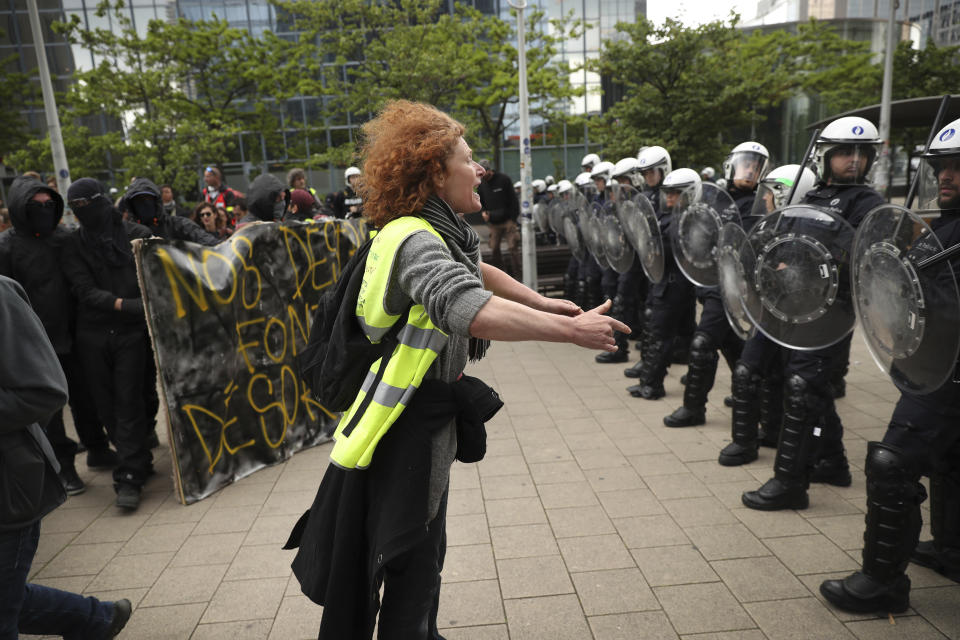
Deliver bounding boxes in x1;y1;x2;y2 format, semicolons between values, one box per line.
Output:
0;176;118;495
236;173;287;228
122;178;218;245
62;178;154;511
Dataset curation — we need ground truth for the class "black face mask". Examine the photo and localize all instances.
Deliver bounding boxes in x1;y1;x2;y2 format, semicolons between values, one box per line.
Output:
130;196;160;228
74;197;114;231
24;200;59;237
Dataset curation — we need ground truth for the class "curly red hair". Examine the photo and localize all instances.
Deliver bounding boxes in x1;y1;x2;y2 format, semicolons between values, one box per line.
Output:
358;101;465;227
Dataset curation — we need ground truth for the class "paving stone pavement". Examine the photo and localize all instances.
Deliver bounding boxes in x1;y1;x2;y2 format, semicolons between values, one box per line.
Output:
23;337;960;639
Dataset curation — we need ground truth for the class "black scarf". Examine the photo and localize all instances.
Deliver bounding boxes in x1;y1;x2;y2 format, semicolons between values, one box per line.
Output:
419;195;488;361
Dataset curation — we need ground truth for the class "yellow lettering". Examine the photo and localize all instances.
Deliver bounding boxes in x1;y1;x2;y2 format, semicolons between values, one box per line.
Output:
156;248;208;319
201;248;238;306
263;316;287;364
230;236;262;309
235;317;266;374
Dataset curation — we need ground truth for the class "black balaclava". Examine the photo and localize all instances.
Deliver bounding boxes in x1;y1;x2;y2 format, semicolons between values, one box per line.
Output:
24;198;60;237
67;178;115;232
129;195;161;229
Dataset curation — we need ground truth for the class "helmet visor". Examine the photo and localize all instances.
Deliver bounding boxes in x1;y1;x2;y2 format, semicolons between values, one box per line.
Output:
915;155;960;214
750;180;790;218
727;151;769;187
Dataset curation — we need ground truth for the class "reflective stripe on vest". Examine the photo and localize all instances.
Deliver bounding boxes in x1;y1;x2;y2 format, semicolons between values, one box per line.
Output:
329;215;448;469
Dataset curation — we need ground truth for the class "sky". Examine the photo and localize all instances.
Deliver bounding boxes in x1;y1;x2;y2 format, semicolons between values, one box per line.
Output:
646;0;757;27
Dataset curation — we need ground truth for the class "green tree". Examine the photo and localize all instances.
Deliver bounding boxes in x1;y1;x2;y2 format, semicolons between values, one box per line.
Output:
7;0;300;195
0;35;40;164
276;0;583;166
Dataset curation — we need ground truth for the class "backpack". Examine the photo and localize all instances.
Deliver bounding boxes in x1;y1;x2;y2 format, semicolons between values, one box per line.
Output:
298;239;408;412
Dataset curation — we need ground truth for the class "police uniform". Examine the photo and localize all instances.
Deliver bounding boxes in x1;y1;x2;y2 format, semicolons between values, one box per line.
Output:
662;186;755;426
740;182;883;510
820;209;960;613
627;190;697;400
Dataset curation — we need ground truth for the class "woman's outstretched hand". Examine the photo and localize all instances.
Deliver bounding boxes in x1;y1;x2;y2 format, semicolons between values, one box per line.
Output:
570;299;631;351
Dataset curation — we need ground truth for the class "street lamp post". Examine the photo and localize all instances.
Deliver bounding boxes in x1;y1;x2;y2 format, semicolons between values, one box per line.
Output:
26;0;71;195
507;0;537;291
877;0;899;199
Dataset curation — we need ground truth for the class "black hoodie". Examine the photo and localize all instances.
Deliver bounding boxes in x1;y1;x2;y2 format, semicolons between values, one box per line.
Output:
122;177;219;246
238;174;286;226
0;176;75;353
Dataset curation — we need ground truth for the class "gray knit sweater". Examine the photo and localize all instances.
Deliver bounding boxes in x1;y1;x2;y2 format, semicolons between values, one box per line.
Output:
384;227;492;521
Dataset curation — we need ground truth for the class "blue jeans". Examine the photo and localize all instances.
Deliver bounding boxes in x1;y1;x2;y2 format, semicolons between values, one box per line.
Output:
0;522;115;639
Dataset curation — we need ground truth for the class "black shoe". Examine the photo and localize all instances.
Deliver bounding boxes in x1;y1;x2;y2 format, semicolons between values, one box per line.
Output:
116;484;141;511
624;362;644;379
630;384;665;400
912;541;960;583
820;572;910;614
106;598;133;637
811;455;852;487
147;430;161;449
76;441;87;454
86;448;119;469
663;406;705;427
59;466;86;496
742;477;808;511
723;395;734;408
596;350;628;364
680;373;688;385
718;441;758;466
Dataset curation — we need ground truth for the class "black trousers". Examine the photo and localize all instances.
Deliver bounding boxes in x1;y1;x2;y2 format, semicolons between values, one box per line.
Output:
883;380;960;473
783;336;851;458
75;326;153;487
695;291;743;368
375;492;448;640
60;351;111;453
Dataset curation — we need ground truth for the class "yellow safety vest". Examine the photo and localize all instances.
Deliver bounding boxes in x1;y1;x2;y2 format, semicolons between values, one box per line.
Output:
329;216;449;469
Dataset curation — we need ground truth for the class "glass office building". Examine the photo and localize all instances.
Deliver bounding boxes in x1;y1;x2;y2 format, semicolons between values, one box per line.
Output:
3;0;644;194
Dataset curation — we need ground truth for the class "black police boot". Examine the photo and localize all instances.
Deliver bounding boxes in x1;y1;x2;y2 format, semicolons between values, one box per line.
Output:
596;349;628;364
820;443;922;613
630;336;668;400
742;375;816;510
59;463;86;496
664;332;715;427
811;452;853;487
912;469;960;583
718;362;761;466
757;375;782;448
723;395;734;407
624;362;645;379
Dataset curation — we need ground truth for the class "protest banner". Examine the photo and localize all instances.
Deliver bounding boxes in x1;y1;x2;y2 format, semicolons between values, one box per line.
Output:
134;219;367;504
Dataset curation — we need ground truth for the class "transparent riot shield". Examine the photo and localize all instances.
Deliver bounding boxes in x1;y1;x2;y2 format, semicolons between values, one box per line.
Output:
600;183;639;274
743;204;856;350
618;190;663;283
581;199;608;268
852;204;960;393
716;222;756;340
670;183;740;287
561;197;587;261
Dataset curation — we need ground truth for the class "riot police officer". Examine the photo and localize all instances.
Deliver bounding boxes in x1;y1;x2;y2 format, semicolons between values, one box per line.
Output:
627;169;699;400
741;117;885;510
716;164;817;461
821;117;960;613
575;167;606;311
663;142;770;427
596;158;647;364
625;146;672;379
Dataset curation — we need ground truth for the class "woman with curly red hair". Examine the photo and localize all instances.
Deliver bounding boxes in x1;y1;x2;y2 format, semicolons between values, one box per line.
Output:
288;100;627;639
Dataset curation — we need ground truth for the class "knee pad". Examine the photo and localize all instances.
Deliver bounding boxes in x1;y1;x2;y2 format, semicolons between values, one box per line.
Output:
689;332;718;366
866;441;925;504
733;362;758;389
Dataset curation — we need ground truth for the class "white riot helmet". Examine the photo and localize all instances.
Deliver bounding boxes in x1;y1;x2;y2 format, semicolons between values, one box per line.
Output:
723;141;770;187
544;175;555;186
701;166;716;180
556;179;574;196
574;172;593;192
590;161;615;185
814;117;882;185
581;153;601;171
547;183;558;193
532;179;547;194
637;146;672;185
750;164;817;218
661;168;702;213
344;166;361;182
513;181;522;190
916;116;960;212
612;157;641;187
